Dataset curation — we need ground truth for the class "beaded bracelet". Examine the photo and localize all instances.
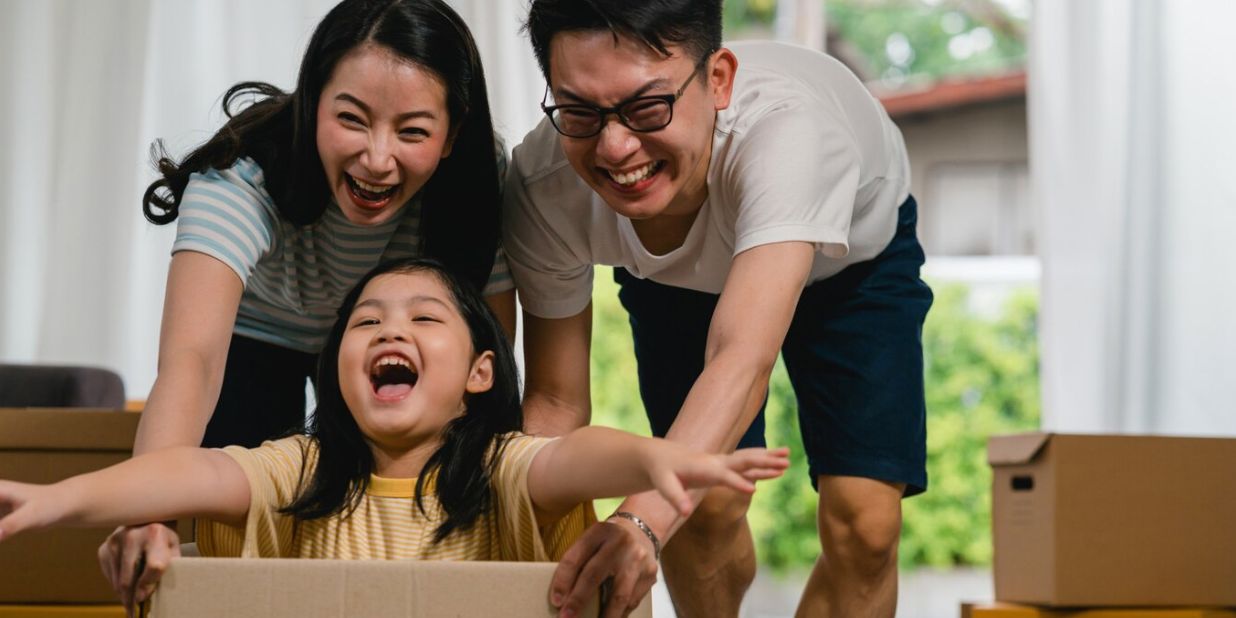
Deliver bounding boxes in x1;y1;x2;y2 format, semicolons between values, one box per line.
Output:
608;511;661;561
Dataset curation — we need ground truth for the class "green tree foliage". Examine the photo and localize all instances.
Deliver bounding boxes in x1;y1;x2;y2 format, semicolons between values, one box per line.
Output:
724;0;1027;84
589;269;1040;571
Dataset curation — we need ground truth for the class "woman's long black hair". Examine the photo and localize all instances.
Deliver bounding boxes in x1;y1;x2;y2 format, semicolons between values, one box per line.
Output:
142;0;500;289
281;257;523;542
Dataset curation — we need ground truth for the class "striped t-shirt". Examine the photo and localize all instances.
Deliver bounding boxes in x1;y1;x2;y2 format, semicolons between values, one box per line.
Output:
196;433;594;561
171;157;513;353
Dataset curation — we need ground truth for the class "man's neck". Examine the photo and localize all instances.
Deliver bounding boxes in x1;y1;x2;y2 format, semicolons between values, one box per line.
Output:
630;209;701;256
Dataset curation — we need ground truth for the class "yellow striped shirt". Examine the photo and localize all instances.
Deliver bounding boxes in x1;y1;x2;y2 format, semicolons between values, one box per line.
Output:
196;433;593;561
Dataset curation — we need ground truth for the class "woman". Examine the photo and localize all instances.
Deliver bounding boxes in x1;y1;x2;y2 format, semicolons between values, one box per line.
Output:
99;0;511;608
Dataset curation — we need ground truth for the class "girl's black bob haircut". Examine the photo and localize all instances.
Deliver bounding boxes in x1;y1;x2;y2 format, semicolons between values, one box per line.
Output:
282;257;522;542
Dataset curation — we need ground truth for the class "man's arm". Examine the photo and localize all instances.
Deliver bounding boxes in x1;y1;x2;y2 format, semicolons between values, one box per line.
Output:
521;303;593;436
617;241;813;536
550;241;814;618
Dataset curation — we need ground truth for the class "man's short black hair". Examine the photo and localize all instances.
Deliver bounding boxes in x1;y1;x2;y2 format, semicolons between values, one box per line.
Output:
525;0;722;82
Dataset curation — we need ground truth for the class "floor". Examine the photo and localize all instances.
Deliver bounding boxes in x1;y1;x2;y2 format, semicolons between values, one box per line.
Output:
648;567;994;618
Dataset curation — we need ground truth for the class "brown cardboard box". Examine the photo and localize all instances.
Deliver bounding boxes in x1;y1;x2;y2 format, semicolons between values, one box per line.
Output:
969;603;1236;618
149;558;652;617
988;433;1236;607
0;408;141;603
0;607;124;617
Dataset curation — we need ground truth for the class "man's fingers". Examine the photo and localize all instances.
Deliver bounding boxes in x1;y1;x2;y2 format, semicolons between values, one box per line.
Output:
549;524;608;607
601;568;637;618
561;532;624;617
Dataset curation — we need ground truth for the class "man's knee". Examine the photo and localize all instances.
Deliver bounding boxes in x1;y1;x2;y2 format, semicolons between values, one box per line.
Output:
681;486;752;536
818;479;904;578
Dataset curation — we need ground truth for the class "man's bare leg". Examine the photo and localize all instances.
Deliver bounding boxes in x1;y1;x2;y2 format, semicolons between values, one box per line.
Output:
796;476;905;618
660;486;756;618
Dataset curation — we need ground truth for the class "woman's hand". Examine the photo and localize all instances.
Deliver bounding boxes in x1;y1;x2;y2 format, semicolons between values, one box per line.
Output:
98;523;181;615
642;444;790;517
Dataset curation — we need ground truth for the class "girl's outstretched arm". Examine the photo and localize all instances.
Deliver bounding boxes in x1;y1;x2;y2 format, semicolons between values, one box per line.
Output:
526;426;789;522
0;447;250;542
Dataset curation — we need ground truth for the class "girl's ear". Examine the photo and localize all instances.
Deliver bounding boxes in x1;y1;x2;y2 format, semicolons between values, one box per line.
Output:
465;350;495;394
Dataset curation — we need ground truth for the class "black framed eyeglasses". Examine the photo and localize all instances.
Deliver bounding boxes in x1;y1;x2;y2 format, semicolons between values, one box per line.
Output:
541;55;711;138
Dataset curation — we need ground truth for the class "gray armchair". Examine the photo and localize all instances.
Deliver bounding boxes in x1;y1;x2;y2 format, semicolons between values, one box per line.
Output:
0;363;125;408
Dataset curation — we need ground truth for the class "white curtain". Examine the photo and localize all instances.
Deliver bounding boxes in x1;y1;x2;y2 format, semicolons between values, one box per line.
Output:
0;0;337;398
0;0;545;399
1031;0;1236;435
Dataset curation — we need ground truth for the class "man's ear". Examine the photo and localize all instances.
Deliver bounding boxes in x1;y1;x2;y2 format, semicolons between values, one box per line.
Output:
708;48;738;111
465;350;495;394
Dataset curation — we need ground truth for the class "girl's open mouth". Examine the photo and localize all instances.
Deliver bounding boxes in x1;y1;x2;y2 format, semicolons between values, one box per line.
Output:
370;354;418;400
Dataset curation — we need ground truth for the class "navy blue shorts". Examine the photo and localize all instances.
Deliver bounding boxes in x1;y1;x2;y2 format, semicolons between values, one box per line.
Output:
614;196;932;496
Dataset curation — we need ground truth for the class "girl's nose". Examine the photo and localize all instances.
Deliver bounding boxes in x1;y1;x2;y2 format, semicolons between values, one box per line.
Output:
595;119;640;164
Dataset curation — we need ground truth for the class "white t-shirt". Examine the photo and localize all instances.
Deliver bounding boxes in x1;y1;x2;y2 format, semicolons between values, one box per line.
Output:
503;41;910;319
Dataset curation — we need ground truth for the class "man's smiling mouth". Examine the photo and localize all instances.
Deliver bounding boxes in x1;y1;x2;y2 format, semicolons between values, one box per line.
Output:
603;161;665;188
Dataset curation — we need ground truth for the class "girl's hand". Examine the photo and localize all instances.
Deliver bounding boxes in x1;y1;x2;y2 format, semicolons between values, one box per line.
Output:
645;445;790;517
0;480;66;542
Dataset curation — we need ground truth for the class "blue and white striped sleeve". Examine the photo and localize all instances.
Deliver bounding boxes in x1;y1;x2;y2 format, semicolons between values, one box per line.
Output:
171;158;278;285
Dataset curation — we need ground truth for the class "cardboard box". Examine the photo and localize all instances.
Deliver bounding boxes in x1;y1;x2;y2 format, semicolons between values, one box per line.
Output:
150;558;652;617
0;408;142;603
0;607;124;617
988;433;1236;607
969;603;1236;618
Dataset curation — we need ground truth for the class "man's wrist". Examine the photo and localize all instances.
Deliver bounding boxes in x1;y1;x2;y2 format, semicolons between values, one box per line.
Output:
607;511;661;561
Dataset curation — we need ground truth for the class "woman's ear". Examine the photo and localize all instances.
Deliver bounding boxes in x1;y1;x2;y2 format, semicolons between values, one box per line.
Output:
441;113;465;159
465;350;495;393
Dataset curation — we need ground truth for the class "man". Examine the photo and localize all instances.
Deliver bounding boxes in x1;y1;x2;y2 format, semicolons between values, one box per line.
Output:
505;2;932;616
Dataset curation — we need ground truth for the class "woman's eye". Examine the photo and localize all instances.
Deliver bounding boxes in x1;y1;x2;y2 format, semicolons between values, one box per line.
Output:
400;127;429;139
339;112;364;125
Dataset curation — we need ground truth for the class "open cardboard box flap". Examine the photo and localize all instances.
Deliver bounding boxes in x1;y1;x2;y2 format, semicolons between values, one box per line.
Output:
986;431;1050;465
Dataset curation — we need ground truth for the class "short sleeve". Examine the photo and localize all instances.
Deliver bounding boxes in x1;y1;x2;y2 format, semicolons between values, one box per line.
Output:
195;435;314;558
491;434;595;561
725;105;861;259
171;158;279;285
501;129;595;319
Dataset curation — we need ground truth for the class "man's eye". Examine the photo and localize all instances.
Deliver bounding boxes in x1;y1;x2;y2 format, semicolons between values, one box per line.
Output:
560;108;596;120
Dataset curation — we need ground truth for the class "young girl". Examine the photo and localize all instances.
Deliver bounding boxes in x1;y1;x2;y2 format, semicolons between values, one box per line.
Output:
112;0;512;596
0;259;789;608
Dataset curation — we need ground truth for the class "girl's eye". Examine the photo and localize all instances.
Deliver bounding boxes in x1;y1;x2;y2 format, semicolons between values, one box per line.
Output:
412;315;439;323
352;317;379;327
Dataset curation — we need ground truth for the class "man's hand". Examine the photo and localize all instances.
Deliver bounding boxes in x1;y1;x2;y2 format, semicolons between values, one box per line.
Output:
550;518;658;618
98;523;181;616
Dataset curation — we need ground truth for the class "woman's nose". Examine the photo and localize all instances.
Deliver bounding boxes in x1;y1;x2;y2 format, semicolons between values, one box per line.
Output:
360;133;397;176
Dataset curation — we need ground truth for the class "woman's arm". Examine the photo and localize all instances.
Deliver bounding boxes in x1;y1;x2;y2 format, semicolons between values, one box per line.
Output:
525;426;788;523
134;251;245;454
0;447;251;541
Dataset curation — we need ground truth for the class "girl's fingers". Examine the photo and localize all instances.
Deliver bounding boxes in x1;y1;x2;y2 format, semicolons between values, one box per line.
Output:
652;469;692;516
